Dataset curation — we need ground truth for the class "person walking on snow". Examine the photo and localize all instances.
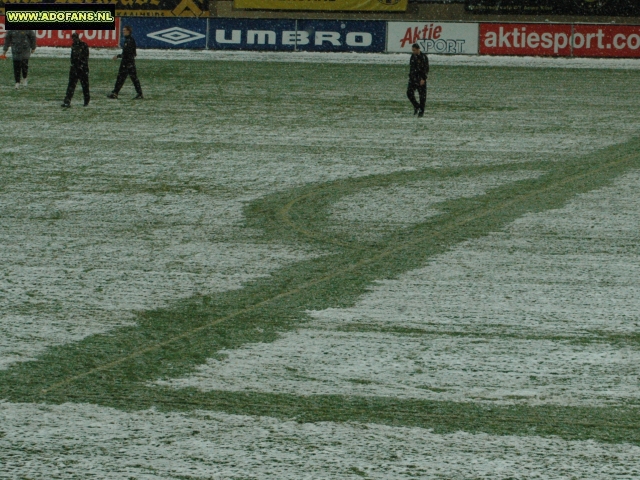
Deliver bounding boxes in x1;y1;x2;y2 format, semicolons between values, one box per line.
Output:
1;30;37;89
407;43;429;118
62;33;90;108
107;25;143;100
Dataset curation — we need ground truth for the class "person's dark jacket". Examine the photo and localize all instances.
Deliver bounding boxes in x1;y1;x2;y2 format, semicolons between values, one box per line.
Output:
117;35;137;64
409;52;429;83
71;38;89;70
3;30;36;60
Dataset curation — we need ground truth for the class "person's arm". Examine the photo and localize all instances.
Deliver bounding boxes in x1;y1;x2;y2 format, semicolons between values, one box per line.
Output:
113;41;123;60
420;54;428;85
2;31;12;55
29;30;36;52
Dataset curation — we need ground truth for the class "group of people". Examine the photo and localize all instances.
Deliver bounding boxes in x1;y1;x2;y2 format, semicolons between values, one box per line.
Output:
1;25;144;107
3;29;429;114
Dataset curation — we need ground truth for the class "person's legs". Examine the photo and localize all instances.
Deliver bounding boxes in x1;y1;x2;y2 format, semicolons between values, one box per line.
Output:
79;69;90;105
128;64;143;97
21;59;29;79
406;82;420;111
112;62;128;94
418;82;427;113
12;60;21;84
64;67;79;104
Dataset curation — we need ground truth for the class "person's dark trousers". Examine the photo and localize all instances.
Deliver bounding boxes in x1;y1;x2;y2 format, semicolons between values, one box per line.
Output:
64;66;90;105
407;81;427;112
113;62;142;95
12;59;28;83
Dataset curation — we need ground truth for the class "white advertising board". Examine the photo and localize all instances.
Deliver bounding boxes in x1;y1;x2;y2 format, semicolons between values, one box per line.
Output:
387;22;479;54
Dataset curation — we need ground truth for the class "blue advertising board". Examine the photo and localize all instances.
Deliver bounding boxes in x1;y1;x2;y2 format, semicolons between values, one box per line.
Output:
296;20;386;53
208;19;296;51
121;17;207;49
208;19;386;53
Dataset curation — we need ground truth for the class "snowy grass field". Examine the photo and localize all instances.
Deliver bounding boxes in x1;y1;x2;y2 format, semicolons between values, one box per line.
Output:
1;52;640;478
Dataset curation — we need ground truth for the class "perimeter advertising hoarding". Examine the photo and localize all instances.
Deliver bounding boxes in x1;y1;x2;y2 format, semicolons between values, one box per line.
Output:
209;19;295;51
0;15;120;47
572;24;640;57
121;17;206;48
480;23;640;57
208;19;386;52
233;0;408;12
296;20;386;52
0;0;208;18
387;22;479;54
480;23;573;56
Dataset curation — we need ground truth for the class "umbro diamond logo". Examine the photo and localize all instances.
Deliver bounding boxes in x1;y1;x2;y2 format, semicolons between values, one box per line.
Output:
147;27;205;45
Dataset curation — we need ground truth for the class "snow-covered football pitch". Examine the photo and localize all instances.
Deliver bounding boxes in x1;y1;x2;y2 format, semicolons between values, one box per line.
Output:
1;50;640;479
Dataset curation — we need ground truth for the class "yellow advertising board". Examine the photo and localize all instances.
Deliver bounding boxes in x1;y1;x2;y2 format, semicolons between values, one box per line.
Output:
234;0;408;12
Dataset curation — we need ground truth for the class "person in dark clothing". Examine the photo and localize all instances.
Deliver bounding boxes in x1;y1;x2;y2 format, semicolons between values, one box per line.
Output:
62;33;90;108
1;30;37;89
407;43;429;117
107;25;143;100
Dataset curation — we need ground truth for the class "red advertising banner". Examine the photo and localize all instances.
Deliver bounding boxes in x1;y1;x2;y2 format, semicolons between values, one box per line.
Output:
480;23;640;58
480;23;572;56
572;25;640;58
0;16;119;47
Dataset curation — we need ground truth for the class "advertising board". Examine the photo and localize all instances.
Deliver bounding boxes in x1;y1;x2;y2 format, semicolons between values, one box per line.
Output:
387;22;478;54
0;15;120;47
208;19;295;51
296;20;386;53
121;17;206;49
480;23;640;58
480;23;573;56
209;19;385;52
572;24;640;58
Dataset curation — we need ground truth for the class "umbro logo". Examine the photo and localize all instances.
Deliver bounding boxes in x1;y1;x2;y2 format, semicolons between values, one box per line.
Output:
147;27;205;45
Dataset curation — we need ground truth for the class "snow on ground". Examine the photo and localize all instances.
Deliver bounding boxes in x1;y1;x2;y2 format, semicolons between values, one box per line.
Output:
329;171;543;238
158;329;640;406
2;401;639;479
0;157;418;371
33;47;640;69
0;167;537;370
161;171;640;407
0;155;412;370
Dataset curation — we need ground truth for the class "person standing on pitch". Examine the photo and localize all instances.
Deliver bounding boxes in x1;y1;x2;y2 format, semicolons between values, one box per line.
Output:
62;33;90;108
407;43;429;118
107;25;143;100
1;30;37;89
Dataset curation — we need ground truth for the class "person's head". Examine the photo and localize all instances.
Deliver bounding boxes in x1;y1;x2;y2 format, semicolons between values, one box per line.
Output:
71;32;79;43
411;43;421;55
123;26;132;37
